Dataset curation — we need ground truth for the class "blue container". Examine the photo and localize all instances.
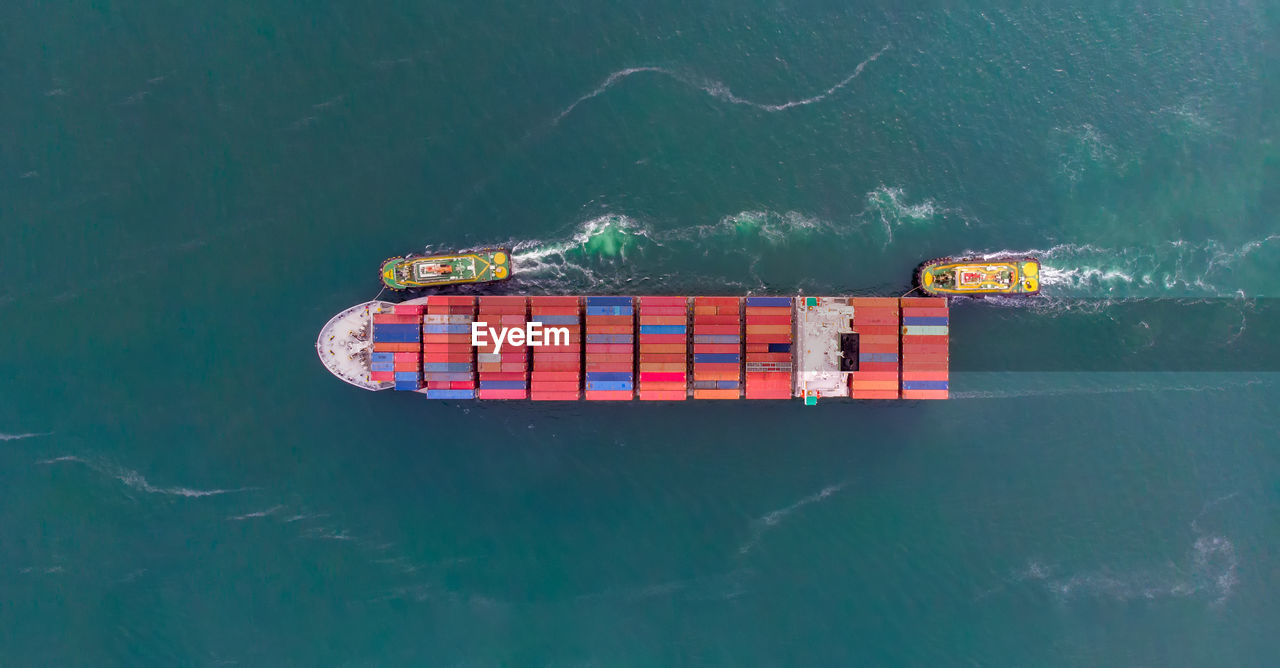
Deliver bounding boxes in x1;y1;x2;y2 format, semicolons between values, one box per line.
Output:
394;371;421;381
639;325;686;335
585;372;632;382
586;381;633;391
423;372;473;382
859;353;899;363
394;381;422;392
902;380;949;391
585;306;633;316
694;353;740;364
745;297;792;307
422;324;473;334
422;363;472;373
585;297;633;306
372;324;421;343
370;362;395;372
479;380;527;390
531;315;578;325
370;352;394;363
693;334;740;344
767;343;791;353
902;316;949;326
716;380;740;389
425;389;476;400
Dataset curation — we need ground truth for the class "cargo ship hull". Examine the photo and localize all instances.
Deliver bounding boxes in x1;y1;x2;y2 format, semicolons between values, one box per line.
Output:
380;248;510;290
317;295;951;401
915;257;1039;296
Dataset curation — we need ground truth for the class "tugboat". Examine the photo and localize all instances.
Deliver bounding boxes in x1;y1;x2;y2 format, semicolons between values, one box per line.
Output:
915;257;1040;296
380;248;511;290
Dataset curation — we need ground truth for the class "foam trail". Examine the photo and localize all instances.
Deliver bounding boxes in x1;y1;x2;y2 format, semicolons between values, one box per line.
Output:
972;236;1280;298
1;432;52;441
555;44;890;124
37;455;253;498
739;482;847;555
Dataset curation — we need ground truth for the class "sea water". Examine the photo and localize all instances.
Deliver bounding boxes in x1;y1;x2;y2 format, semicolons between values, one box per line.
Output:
2;2;1277;664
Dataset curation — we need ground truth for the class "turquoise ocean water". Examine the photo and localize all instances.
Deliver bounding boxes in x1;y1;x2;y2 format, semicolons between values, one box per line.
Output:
3;2;1279;664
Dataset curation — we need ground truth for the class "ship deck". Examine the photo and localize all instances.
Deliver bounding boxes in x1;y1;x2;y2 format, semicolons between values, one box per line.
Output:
795;298;855;398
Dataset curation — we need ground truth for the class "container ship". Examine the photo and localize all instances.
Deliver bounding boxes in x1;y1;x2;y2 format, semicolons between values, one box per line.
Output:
317;295;950;402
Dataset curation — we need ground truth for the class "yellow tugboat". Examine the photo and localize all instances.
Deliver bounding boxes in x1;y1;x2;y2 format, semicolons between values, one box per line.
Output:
915;257;1040;296
380;248;510;290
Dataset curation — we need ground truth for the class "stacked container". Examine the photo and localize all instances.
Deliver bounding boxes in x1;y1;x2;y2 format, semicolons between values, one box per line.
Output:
528;296;582;400
584;296;634;400
475;296;529;399
848;297;901;399
744;297;793;399
636;296;688;400
691;297;741;399
372;305;423;390
422;295;476;399
899;297;949;399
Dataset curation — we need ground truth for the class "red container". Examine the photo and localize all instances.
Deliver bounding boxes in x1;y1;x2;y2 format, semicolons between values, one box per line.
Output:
535;353;580;363
531;380;579;391
694;344;739;353
585;344;631;354
697;324;740;335
392;352;419;362
529;386;581;396
426;295;476;306
745;306;789;316
531;371;579;381
639;372;685;382
373;342;420;352
694;297;740;307
373;314;420;324
859;343;899;354
902;389;948;400
638;334;685;344
899;297;947;307
529;296;579;306
745;315;790;325
857;361;899;372
850;371;898;381
853;325;900;336
694;315;740;325
636;296;686;305
586;363;632;372
478;389;527;400
901;308;949;318
902;344;949;355
902;334;948;345
370;371;394;382
534;362;581;372
392;303;426;314
638;315;686;325
478;372;525;381
745;353;791;362
447;381;475;389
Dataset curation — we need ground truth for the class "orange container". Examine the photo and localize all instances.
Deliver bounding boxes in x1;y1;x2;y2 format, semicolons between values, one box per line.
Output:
850;380;898;391
639;390;687;401
641;343;686;354
693;369;739;381
851;390;900;400
639;381;686;391
850;297;899;308
693;314;740;325
529;391;581;401
902;371;949;381
693;389;740;399
530;380;579;391
858;334;899;345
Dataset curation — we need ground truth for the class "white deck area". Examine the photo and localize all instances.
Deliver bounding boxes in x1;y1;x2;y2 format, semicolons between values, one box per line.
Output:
316;300;394;391
794;297;855;398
